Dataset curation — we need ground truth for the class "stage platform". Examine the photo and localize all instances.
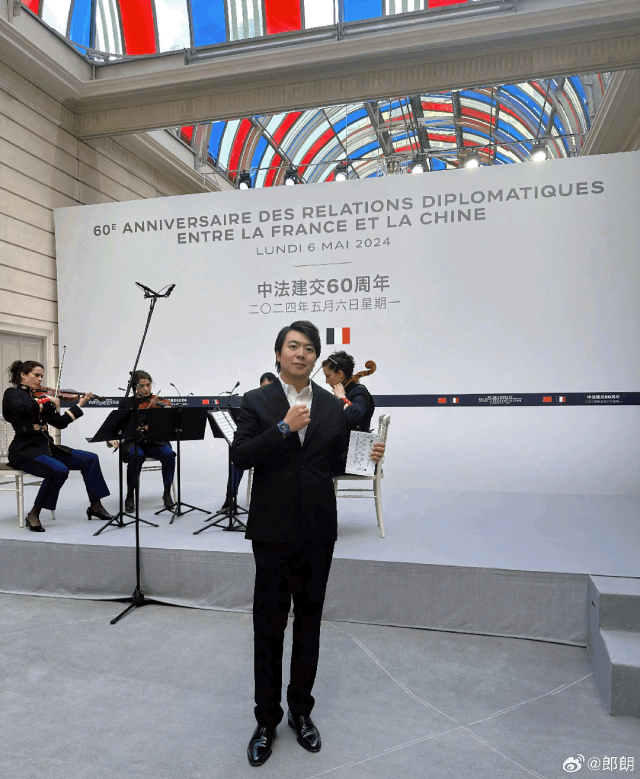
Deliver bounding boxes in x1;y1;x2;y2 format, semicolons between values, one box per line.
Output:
0;478;638;648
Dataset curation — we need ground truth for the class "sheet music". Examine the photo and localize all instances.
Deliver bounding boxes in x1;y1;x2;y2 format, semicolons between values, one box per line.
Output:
208;409;237;445
345;431;379;476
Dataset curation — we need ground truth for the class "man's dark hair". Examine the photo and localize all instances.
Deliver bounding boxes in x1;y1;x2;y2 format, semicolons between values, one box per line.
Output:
259;372;278;385
274;320;321;373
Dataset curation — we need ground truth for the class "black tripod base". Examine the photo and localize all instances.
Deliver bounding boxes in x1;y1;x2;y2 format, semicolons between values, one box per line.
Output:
111;587;148;625
93;511;158;536
155;501;210;524
193;506;247;534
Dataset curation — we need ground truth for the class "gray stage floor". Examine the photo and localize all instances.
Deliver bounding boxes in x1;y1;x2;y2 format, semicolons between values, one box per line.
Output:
0;477;638;576
0;592;638;779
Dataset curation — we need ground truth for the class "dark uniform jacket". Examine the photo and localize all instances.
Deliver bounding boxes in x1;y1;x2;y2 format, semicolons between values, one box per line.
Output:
231;380;348;543
344;382;375;433
118;396;171;450
2;385;83;468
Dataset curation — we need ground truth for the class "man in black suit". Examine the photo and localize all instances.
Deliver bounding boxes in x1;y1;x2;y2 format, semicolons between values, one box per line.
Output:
231;320;384;767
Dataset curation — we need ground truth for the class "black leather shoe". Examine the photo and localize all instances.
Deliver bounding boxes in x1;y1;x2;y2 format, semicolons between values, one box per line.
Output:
125;495;134;513
162;493;175;510
247;725;276;766
87;505;114;521
25;511;45;532
287;711;321;752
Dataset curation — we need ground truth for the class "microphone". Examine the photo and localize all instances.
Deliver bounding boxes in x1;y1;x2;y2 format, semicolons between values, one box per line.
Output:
231;381;240;395
135;282;156;297
170;382;182;398
135;282;176;298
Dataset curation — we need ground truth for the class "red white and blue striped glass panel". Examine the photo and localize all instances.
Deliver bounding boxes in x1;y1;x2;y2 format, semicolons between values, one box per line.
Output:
120;0;157;54
384;0;424;13
303;0;335;27
226;0;264;40
264;0;301;35
155;0;190;51
94;0;123;53
41;0;73;35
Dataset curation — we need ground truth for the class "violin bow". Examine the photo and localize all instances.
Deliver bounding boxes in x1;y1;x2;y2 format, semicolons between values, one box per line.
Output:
54;345;66;400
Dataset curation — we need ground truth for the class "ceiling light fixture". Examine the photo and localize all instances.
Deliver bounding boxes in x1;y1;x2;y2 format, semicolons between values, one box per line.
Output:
333;162;349;181
530;140;548;162
237;171;252;189
461;150;480;169
283;167;300;185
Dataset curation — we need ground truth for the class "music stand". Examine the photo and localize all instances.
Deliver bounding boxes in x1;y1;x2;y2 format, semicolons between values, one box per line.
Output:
88;410;160;536
146;407;211;524
194;408;247;534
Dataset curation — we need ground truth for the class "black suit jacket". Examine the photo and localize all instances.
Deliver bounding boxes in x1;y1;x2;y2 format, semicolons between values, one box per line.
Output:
231;379;348;543
2;386;83;468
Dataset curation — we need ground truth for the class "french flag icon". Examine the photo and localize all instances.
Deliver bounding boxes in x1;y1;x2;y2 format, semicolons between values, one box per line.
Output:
326;327;350;345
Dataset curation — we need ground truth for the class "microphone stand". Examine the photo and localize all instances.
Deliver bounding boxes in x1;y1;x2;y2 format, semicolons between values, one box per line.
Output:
111;282;174;626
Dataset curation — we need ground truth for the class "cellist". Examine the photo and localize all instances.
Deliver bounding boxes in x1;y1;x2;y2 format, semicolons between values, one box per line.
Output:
321;352;376;433
109;370;176;512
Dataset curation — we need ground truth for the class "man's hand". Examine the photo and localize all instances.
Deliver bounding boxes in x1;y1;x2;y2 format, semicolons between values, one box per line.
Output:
370;442;385;463
108;440;120;450
284;404;310;432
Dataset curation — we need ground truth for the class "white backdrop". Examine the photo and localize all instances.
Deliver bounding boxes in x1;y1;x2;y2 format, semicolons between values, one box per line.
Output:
54;152;640;497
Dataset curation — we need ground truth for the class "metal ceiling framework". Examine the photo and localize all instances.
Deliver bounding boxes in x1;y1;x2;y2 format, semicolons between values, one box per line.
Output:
172;75;610;187
15;0;618;187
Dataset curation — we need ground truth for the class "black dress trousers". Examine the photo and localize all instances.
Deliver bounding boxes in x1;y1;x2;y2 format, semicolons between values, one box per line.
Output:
252;538;335;730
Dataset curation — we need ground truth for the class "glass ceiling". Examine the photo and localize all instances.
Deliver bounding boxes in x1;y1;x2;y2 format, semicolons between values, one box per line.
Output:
177;76;610;187
21;1;610;187
22;0;481;54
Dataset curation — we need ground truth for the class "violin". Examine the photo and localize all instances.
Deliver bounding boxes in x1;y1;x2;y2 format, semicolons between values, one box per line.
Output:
137;393;171;410
32;387;107;403
343;360;377;390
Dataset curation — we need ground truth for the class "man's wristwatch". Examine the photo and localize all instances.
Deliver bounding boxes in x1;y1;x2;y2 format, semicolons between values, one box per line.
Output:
278;420;291;437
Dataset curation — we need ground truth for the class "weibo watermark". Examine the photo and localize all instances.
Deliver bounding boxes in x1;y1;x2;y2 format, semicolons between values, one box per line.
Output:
563;755;635;772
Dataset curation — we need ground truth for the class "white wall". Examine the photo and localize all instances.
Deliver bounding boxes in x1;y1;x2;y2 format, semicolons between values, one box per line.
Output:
54;152;640;496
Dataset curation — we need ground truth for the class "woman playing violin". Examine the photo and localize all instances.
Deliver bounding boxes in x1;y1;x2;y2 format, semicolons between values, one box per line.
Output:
110;370;176;512
321;351;376;433
2;360;113;531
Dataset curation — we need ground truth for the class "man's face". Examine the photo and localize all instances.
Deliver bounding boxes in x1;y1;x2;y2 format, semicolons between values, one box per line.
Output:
137;379;152;397
276;330;316;383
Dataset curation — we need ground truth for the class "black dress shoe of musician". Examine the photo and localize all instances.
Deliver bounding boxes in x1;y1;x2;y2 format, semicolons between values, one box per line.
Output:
162;492;176;510
125;494;135;513
287;711;321;752
87;503;114;521
247;725;276;766
25;511;45;532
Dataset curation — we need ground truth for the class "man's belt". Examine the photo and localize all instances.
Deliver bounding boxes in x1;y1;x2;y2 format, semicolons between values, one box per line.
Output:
15;424;49;433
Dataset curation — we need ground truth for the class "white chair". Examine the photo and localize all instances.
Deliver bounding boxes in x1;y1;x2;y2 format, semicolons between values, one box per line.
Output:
0;415;55;528
140;458;177;503
333;414;390;538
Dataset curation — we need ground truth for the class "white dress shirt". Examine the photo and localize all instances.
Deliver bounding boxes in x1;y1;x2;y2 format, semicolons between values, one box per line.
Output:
279;377;313;445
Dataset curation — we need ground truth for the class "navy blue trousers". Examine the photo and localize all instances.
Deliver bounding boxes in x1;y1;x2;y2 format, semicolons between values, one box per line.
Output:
21;449;110;510
123;443;175;490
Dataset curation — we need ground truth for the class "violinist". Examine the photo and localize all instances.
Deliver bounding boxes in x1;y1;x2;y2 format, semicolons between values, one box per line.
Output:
2;360;113;531
321;352;375;433
110;370;176;512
